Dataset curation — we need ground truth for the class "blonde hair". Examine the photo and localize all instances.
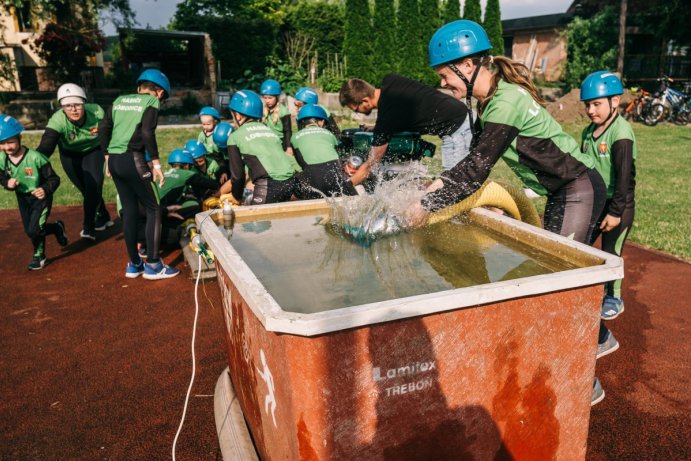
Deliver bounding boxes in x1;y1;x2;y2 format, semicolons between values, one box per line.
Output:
475;55;545;112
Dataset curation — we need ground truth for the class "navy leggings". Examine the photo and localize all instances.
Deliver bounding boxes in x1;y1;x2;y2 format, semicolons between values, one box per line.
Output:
108;152;162;264
17;193;62;257
60;148;109;232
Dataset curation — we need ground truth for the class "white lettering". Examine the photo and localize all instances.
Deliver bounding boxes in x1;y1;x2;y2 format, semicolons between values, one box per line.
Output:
383;377;433;398
371;361;436;383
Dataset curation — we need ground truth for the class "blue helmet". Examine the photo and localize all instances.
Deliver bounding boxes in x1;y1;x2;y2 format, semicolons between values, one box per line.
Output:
184;139;207;159
428;20;492;67
580;71;624;101
229;89;263;119
0;114;24;142
199;106;221;120
137;68;171;98
259;79;282;96
297;104;328;121
213;121;233;149
295;87;319;105
169;148;194;165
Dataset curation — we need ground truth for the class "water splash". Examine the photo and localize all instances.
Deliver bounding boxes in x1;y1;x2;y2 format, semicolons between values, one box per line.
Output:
325;161;430;246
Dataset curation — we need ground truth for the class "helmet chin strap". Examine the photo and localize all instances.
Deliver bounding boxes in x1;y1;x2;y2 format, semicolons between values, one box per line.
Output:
597;97;618;127
448;61;483;141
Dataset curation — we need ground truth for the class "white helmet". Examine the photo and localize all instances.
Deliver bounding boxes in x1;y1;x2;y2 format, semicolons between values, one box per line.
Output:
57;83;87;105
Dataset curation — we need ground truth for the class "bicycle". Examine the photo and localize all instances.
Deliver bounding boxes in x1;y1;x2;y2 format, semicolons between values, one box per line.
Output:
621;87;654;123
644;77;689;126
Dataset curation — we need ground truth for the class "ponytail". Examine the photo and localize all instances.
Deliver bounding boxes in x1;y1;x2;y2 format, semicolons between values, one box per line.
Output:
479;55;545;112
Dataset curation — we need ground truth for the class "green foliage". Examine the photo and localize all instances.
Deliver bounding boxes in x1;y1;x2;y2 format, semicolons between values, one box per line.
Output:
396;0;427;82
462;0;482;23
563;7;618;89
418;0;441;85
371;0;398;82
318;53;347;92
442;0;461;24
483;0;504;56
343;0;373;80
284;0;344;58
263;56;307;95
172;1;279;82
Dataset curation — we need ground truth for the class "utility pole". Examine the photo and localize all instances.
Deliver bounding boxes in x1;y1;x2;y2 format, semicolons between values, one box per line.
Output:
617;0;627;76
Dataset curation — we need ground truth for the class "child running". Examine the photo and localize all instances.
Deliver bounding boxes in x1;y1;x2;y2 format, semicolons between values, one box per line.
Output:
291;104;356;199
36;83;112;241
221;89;297;205
0;115;68;270
580;71;637;360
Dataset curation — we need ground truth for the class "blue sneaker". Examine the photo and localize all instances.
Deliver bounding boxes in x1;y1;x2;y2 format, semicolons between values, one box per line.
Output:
602;295;624;320
142;260;180;280
596;330;620;359
125;259;145;278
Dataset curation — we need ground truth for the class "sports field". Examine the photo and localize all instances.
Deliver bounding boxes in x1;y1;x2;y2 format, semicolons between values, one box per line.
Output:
3;122;689;259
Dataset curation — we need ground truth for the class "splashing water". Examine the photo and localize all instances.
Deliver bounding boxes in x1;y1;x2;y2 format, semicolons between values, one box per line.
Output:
325;161;430;245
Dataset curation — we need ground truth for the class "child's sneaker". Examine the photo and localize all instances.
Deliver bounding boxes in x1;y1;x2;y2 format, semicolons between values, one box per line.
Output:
142;260;180;280
125;259;145;278
94;217;115;231
596;330;620;359
28;256;46;271
601;295;624;320
55;220;69;247
591;377;605;406
80;229;97;241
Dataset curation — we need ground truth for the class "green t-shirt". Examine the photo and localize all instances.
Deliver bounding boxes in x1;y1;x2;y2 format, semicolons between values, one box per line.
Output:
158;167;196;205
46;103;104;154
290;126;339;166
482;80;594;196
228;121;294;181
197;129;220;155
107;94;159;154
193;158;221;181
263;104;291;139
581;115;637;198
1;148;52;194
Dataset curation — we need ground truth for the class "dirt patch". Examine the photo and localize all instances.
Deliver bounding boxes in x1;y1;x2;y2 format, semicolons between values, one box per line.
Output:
547;89;635;124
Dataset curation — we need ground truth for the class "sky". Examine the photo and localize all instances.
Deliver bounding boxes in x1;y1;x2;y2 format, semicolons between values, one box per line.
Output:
100;0;575;36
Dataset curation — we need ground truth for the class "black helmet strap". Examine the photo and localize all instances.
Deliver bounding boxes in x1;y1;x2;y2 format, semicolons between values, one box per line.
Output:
448;61;483;140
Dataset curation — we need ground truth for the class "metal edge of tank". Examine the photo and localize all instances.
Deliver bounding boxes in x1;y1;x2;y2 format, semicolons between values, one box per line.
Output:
197;201;623;338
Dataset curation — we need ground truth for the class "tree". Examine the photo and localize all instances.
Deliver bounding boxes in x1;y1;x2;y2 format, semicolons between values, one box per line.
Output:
483;0;504;56
563;7;618;89
396;0;427;81
1;0;134;86
343;0;373;80
372;0;398;82
284;0;344;58
418;0;441;85
462;0;482;23
172;0;280;82
442;0;461;24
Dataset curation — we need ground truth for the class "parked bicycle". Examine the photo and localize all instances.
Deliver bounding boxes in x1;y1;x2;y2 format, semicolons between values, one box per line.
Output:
621;87;655;123
644;77;690;126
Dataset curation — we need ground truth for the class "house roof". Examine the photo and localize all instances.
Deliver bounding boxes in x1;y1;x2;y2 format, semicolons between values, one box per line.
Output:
117;28;207;40
501;13;573;34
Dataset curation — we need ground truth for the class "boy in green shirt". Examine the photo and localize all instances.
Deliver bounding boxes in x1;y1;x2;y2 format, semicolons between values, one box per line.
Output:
0;115;68;270
184;139;222;184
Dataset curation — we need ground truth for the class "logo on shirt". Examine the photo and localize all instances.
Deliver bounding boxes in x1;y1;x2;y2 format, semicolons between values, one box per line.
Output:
598;142;608;157
68;132;76;141
24;167;33;177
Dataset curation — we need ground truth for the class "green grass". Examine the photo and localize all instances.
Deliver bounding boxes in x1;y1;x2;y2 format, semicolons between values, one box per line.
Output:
3;123;689;259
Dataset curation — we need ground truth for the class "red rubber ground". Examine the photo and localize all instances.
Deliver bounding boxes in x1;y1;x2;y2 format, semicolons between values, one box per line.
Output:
0;205;688;460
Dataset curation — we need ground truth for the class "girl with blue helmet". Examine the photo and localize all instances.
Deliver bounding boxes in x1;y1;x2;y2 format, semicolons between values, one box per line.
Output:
0;115;68;270
99;68;179;280
259;79;294;157
294;87;342;139
36;83;112;241
291;104;357;199
407;19;609;405
196;106;229;183
580;71;636;337
220;89;297;205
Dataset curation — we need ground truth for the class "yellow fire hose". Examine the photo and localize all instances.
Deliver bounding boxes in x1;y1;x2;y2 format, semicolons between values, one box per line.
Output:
427;180;542;228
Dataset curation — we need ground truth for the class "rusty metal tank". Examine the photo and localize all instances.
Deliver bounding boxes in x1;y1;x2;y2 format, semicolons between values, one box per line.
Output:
199;200;623;461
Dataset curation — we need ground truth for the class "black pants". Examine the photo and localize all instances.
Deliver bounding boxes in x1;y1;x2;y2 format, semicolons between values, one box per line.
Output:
251;177;297;205
544;169;607;245
108;152;162;264
60;148;109;232
295;160;358;199
17;192;61;258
